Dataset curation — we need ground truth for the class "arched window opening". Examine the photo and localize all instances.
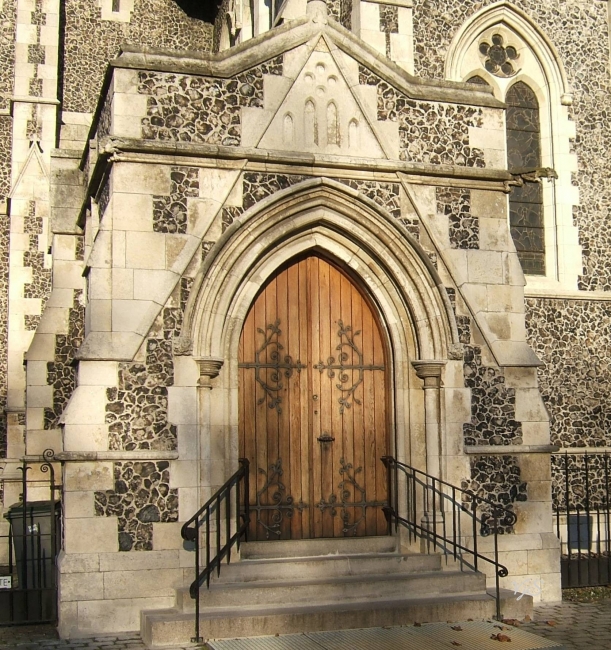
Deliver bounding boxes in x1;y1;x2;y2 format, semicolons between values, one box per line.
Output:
305;100;318;146
348;119;359;149
327;102;339;146
283;113;294;145
506;81;545;276
466;75;491;87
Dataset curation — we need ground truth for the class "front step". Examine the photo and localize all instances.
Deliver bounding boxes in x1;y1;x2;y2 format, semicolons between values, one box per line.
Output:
140;539;533;648
142;590;532;648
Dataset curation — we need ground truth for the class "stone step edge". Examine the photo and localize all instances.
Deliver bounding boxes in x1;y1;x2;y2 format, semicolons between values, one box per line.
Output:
182;569;484;594
148;590;498;624
231;551;428;565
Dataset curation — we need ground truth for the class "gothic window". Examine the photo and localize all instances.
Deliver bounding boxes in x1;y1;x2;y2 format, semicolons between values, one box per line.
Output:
506;82;545;276
466;75;490;87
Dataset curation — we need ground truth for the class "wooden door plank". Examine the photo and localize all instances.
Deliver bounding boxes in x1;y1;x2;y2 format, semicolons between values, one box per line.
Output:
349;281;365;537
361;303;377;537
318;258;334;538
297;259;312;538
275;267;292;539
309;257;323;537
373;320;388;534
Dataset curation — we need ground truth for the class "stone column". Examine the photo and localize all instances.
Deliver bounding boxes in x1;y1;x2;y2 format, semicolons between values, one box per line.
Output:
412;360;446;538
412;360;446;481
196;358;224;497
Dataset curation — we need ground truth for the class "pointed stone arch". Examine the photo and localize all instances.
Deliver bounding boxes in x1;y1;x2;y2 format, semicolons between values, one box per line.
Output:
445;1;571;104
184;177;461;492
185;177;459;364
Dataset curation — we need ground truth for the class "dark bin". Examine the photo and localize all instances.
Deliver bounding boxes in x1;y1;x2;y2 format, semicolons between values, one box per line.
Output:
4;500;61;589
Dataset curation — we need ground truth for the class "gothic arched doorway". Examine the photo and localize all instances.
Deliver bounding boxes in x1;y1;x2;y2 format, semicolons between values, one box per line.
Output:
238;255;390;541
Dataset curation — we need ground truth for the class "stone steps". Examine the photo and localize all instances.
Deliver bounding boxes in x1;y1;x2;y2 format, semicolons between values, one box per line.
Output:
176;569;485;610
142;589;532;647
139;538;533;648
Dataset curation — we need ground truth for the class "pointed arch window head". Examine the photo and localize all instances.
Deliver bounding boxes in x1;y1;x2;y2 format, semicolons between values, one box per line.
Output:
466;75;491;87
506;81;545;276
305;100;318;146
327;102;339;146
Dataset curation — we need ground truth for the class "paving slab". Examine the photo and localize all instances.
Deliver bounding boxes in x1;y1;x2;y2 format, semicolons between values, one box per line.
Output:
3;600;611;649
207;621;563;650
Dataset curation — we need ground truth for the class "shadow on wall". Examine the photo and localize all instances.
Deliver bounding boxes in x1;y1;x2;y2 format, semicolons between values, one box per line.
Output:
174;0;220;22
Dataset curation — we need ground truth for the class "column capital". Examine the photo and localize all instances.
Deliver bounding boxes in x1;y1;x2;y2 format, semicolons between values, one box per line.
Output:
412;360;446;387
196;357;224;388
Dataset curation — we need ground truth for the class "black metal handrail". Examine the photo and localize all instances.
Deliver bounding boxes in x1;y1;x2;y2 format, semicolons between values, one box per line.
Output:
381;456;513;621
181;458;250;643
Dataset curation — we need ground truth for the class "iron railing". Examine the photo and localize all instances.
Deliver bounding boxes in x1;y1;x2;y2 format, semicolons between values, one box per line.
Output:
553;452;611;588
381;456;513;621
181;458;250;643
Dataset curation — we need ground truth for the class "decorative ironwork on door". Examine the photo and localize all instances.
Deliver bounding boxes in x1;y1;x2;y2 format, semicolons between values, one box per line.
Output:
238;319;305;415
314;320;385;414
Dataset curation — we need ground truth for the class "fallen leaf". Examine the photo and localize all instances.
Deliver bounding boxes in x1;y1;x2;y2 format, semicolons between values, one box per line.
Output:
490;633;512;642
546;621;557;627
414;622;421;627
274;633;279;637
467;618;473;622
451;642;461;646
523;615;532;622
451;625;463;631
503;619;521;627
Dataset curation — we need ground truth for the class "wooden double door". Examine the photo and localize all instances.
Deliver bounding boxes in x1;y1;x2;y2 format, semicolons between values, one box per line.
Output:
238;255;389;540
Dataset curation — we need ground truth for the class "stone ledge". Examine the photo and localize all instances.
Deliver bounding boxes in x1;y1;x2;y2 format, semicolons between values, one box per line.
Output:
47;451;180;462
464;445;559;455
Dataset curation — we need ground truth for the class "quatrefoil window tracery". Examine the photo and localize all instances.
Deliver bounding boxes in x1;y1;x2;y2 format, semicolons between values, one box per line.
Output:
479;34;520;78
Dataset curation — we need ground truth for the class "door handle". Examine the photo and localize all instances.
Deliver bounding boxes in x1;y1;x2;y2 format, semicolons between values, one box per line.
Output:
317;432;335;443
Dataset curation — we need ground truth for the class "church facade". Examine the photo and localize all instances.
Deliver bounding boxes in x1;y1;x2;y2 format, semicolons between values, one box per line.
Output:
0;0;609;640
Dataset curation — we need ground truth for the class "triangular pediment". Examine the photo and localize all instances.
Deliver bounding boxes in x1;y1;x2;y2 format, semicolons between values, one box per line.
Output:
257;36;386;158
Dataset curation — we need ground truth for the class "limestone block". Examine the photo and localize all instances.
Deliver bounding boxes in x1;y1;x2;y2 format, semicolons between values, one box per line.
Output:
515;388;549;423
57;601;78;639
103;567;182;599
178;487;199;523
526;480;552;503
111;299;155;332
89;299;112;332
173;356;199;387
89;268;112;300
27;429;62;455
540;572;562;602
443;388;470;422
496;550;528;576
114;192;154;232
62;386;108;425
467;250;503;284
153;522;183;551
461;283;487;314
125;232;165;269
165;234;190;269
26;384;52;407
519;454;552;482
63;424;109;452
113;163;171;196
76;597;174;633
168;387;197;425
64;461;113;492
64;491;96;519
27;360;49;386
60;572;104;602
169;461;198;489
64;517;118;554
113;230;127;268
99;549;179;572
113;93;147;117
133;269;178;303
486;285;524;315
111;268;134;300
78;361;118;386
113;68;139;94
513;501;553;535
527;548;561;575
177;424;198;459
502;251;526;286
521;421;551;446
479;218;511;252
53;260;85;289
